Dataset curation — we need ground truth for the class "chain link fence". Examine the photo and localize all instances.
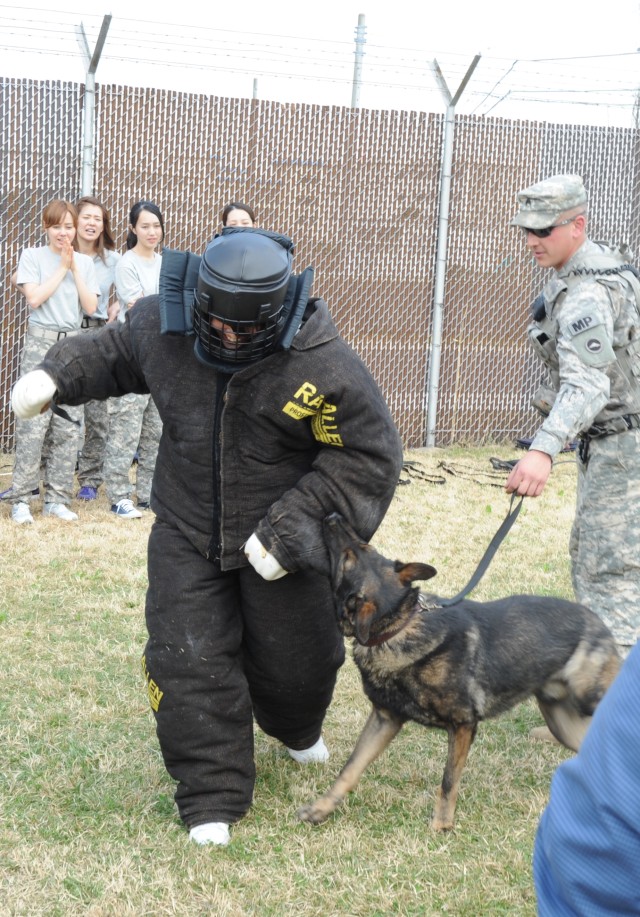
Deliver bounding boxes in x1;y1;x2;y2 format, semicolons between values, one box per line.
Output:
2;76;639;451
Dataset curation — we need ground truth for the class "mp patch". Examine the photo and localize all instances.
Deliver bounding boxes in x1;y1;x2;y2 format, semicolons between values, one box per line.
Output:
567;317;615;367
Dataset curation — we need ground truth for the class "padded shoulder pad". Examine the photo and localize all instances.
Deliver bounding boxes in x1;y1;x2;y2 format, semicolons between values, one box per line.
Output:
277;267;314;351
159;248;202;335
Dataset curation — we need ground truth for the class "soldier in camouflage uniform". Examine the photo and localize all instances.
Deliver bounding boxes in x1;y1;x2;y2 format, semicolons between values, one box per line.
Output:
7;198;99;524
103;200;164;519
103;392;162;510
506;174;640;648
11;335;84;511
75;196;121;501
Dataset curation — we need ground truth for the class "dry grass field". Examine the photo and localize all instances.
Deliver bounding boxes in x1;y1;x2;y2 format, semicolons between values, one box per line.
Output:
0;443;579;916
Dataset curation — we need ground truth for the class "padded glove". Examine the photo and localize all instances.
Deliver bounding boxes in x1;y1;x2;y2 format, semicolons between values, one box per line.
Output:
244;532;288;580
11;370;57;419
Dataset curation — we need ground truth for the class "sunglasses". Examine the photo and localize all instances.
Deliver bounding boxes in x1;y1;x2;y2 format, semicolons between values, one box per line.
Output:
521;215;581;238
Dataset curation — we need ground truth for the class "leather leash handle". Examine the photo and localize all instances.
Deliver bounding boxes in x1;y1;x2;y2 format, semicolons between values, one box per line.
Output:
439;494;525;607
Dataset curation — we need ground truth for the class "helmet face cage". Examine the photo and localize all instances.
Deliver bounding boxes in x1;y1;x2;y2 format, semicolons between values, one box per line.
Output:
193;230;292;367
193;294;285;364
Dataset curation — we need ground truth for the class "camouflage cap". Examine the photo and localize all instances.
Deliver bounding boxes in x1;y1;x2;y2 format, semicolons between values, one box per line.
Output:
510;174;587;229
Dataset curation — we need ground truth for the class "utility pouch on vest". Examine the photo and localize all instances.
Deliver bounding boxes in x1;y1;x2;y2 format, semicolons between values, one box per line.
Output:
159;248;202;335
530;293;546;322
528;323;558;367
531;384;557;416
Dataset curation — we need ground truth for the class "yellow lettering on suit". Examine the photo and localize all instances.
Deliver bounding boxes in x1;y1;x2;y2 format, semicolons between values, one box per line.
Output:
141;654;164;712
282;381;344;446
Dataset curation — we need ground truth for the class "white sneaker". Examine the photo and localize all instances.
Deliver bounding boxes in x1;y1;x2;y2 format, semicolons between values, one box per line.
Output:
286;736;330;764
43;502;78;521
189;822;230;846
111;498;142;519
12;502;34;524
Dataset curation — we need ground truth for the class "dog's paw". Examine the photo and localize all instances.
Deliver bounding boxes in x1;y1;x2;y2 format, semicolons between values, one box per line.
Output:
431;814;455;832
297;801;332;825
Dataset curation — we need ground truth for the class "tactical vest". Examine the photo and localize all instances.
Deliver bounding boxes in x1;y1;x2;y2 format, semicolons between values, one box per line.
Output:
528;242;640;424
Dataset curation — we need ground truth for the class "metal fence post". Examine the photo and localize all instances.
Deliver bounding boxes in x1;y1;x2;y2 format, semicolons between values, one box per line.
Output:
425;55;480;447
351;14;366;108
75;15;112;196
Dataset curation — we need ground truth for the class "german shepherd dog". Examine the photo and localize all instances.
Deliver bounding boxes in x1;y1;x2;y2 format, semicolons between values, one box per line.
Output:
297;513;621;831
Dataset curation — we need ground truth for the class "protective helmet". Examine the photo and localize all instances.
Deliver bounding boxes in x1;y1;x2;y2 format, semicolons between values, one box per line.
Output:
193;228;293;371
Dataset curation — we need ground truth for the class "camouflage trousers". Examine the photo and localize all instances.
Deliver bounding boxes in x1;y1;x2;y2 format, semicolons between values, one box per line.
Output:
103;393;162;505
76;398;109;489
570;428;640;646
9;334;82;505
76;325;110;489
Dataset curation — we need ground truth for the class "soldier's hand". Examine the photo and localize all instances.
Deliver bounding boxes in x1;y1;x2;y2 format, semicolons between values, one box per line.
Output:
244;532;288;580
11;370;57;419
505;450;552;498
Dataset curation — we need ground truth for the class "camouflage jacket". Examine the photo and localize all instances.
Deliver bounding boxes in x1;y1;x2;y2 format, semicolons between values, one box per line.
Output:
528;239;640;457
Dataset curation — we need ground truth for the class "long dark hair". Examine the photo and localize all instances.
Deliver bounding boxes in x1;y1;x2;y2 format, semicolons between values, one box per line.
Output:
126;200;165;250
75;195;115;262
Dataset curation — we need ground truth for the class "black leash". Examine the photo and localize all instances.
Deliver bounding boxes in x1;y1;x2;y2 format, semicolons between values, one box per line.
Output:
439;494;525;606
398;460;446;486
50;403;82;426
437;459;507;489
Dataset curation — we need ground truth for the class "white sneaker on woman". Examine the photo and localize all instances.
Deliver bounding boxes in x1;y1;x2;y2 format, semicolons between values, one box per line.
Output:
43;502;78;521
12;502;34;524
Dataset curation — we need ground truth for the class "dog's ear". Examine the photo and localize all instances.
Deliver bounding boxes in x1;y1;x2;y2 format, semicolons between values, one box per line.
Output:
396;562;437;584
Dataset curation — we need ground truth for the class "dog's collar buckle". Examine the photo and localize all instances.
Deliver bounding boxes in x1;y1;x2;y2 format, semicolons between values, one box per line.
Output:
418;594;440;612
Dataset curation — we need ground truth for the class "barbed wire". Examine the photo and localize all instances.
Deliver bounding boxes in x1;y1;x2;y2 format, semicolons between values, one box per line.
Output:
1;6;638;122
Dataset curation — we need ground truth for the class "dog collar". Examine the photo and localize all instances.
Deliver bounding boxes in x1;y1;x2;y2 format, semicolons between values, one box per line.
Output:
361;601;421;647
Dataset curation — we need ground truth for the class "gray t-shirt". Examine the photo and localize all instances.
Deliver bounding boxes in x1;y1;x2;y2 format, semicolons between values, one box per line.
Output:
88;250;121;320
17;245;100;332
114;250;162;322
